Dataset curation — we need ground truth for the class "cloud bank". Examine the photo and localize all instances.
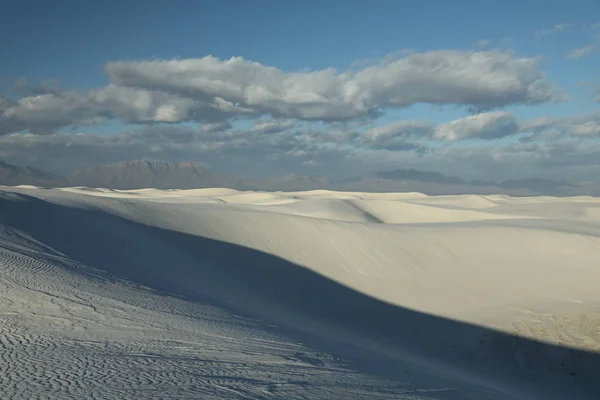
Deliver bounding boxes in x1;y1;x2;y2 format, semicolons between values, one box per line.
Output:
1;50;563;135
2;110;600;182
2;47;599;183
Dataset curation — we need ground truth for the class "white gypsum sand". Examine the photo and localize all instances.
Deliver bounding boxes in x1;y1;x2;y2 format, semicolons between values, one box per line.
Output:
1;185;599;399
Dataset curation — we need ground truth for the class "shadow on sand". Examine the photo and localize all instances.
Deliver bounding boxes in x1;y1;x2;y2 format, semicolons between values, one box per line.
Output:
1;191;599;399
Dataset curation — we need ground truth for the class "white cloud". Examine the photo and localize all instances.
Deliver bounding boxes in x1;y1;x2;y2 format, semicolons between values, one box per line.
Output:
475;39;490;47
361;113;529;145
519;116;557;133
0;92;105;134
364;121;434;140
252;119;296;134
0;85;249;135
434;112;520;141
567;45;595;59
201;121;232;133
106;50;562;119
0;50;564;136
535;22;571;38
571;121;600;136
363;111;600;145
519;111;600;138
361;121;433;150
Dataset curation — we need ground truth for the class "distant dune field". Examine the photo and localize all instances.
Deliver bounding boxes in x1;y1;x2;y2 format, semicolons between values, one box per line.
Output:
1;185;599;399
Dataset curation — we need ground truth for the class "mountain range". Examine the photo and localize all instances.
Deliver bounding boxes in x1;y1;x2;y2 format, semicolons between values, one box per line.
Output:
1;159;598;196
0;160;70;187
71;160;244;190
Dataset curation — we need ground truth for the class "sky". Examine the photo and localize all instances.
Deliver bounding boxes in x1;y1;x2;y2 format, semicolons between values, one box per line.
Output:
1;0;599;181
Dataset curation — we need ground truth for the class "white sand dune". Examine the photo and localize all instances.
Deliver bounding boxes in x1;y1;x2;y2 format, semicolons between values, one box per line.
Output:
1;185;599;399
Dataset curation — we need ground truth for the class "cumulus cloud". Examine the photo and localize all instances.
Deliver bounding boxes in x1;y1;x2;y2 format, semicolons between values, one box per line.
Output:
0;92;105;135
106;51;562;120
0;85;249;135
0;50;564;136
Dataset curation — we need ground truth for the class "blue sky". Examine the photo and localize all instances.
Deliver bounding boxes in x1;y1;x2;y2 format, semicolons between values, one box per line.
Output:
0;0;599;180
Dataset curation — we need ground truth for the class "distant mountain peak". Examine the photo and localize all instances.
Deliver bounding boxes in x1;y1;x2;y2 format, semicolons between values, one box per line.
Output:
71;159;239;190
107;159;196;168
0;160;67;187
374;169;467;185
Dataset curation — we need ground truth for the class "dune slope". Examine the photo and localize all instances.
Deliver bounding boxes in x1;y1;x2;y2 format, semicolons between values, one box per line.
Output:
1;186;599;399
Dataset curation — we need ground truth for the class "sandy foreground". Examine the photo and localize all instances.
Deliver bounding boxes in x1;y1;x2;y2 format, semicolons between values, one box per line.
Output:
1;185;599;399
